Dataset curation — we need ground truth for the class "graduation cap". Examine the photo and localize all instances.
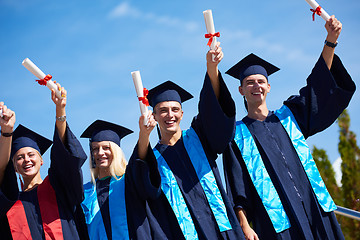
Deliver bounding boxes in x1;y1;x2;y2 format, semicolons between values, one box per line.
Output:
226;53;280;84
11;124;53;159
147;80;193;108
80;120;133;147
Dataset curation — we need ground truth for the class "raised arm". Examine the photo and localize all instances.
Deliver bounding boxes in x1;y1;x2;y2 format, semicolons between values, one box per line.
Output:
322;16;342;69
0;102;16;185
206;42;224;99
138;111;157;160
51;82;67;143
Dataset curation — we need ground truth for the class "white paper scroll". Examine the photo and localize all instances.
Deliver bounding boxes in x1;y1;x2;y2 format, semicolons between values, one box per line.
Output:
305;0;330;21
203;9;218;61
131;71;149;125
0;109;3;118
22;58;63;99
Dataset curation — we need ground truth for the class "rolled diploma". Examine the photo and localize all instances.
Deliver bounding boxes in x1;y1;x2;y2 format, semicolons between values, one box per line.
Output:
0;109;3;118
203;10;217;61
131;71;149;125
305;0;330;21
22;58;63;99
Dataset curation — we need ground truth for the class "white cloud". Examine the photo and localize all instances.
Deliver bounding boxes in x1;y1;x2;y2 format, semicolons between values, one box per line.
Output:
108;1;199;32
223;29;315;65
108;2;140;18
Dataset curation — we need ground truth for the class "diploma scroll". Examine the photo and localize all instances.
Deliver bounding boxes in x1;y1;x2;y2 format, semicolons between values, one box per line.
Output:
131;71;149;125
0;109;3;118
305;0;330;21
22;58;63;99
203;10;218;62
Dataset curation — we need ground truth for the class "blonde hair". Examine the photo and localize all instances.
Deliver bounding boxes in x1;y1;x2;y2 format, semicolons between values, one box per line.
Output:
89;141;127;183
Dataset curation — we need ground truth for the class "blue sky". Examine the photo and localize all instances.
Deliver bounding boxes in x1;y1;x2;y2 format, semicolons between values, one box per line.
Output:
1;0;359;184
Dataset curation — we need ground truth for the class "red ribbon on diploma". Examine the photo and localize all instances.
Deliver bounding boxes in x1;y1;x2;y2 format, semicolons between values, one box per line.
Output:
36;74;52;86
310;6;322;21
205;32;220;46
138;88;149;106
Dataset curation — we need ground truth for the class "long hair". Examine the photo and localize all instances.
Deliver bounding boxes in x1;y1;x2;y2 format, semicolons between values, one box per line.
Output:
89;141;127;183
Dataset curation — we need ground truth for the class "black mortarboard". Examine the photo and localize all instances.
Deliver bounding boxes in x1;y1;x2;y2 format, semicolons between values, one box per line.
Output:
147;80;193;108
226;53;280;84
11;124;52;159
80;120;133;147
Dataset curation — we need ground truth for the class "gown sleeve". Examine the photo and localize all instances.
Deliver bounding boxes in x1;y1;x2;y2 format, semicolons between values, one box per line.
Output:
284;54;356;138
126;143;161;201
191;71;236;159
0;162;18;217
48;123;88;208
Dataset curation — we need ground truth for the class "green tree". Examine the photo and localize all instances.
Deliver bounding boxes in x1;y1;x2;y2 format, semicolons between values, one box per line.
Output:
312;146;342;205
337;109;360;239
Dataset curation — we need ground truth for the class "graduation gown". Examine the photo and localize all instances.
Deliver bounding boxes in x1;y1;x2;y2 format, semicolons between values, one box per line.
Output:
81;164;160;240
0;123;88;240
129;73;245;240
223;54;356;239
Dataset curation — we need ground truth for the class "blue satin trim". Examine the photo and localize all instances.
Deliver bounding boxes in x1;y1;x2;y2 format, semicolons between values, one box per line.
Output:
235;122;290;233
182;127;232;232
81;176;129;240
153;148;198;240
274;105;336;212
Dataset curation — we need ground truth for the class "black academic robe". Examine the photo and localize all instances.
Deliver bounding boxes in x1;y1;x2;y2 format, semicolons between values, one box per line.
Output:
81;167;158;240
129;72;245;240
0;124;88;240
223;54;356;240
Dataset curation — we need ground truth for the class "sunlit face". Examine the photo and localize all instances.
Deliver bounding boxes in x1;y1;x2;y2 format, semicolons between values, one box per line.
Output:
13;147;43;179
153;101;183;136
91;141;113;170
239;74;270;105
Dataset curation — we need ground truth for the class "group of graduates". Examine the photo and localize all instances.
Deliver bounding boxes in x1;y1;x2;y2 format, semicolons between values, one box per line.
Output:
0;15;356;240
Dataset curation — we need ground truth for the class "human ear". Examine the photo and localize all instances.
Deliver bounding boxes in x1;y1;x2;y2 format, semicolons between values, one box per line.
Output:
239;86;245;96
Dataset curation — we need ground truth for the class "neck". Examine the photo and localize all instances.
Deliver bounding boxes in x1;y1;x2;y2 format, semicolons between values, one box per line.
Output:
160;129;182;146
98;168;111;179
247;102;269;121
23;174;43;191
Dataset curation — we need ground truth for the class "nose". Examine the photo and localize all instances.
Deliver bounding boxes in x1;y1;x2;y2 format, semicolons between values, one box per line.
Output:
98;147;105;155
166;109;174;118
24;155;31;162
253;81;260;87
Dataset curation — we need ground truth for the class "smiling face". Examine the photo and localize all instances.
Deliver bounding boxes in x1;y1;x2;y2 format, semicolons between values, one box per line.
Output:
153;101;183;137
91;141;113;170
13;147;43;179
239;74;271;106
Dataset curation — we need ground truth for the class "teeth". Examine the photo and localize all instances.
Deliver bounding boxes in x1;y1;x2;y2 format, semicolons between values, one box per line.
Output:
166;121;175;124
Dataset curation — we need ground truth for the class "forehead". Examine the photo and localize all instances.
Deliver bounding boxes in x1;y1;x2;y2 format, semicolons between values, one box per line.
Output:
14;146;37;155
155;101;182;109
91;141;111;148
243;74;268;82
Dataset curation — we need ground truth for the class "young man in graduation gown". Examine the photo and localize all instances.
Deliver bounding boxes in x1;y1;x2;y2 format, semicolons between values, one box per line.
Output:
0;84;88;239
130;43;245;239
222;16;356;240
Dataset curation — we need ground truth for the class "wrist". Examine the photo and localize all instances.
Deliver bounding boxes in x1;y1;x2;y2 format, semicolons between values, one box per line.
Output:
56;115;67;122
324;39;338;48
1;130;13;137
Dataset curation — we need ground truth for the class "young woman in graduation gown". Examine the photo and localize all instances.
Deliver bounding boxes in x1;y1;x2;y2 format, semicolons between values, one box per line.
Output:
223;16;356;240
80;117;158;240
0;84;88;240
129;43;246;240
